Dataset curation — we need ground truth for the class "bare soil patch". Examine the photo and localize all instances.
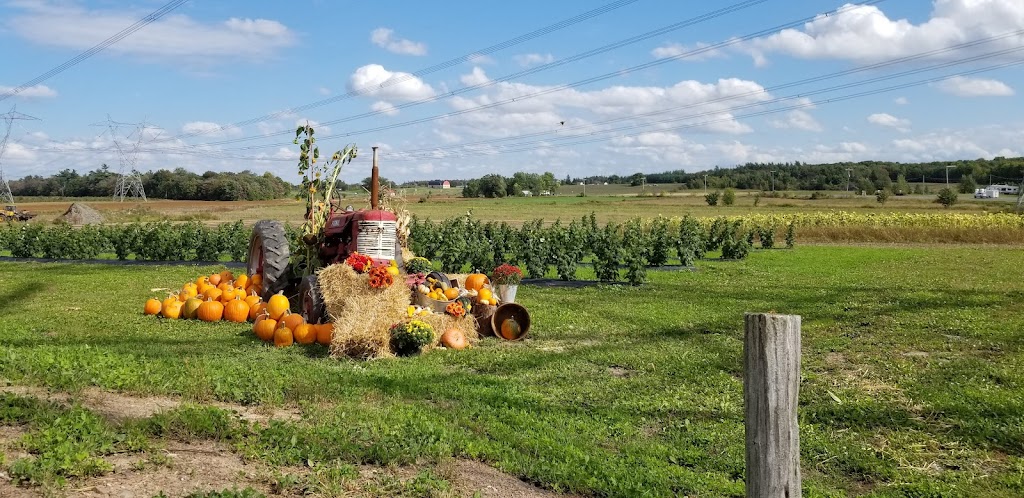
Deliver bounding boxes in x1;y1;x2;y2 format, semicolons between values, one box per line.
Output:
0;384;300;424
448;459;573;498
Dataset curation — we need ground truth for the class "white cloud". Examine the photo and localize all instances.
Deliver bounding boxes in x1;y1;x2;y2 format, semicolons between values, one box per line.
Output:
741;0;1024;64
867;113;911;132
370;28;427;56
460;67;490;86
650;42;724;61
6;2;295;63
467;53;496;65
513;53;554;67
348;64;435;101
181;121;241;137
769;110;822;132
318;87;331;96
934;76;1015;97
371;101;399;116
0;84;57;99
894;96;909;105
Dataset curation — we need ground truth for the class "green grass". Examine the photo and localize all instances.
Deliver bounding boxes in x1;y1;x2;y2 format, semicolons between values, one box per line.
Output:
2;246;1024;496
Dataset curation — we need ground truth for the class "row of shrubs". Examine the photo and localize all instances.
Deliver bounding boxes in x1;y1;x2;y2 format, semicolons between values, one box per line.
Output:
408;214;794;285
0;214;794;285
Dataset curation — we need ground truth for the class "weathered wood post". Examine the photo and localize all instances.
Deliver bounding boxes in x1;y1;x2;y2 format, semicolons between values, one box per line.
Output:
744;313;801;498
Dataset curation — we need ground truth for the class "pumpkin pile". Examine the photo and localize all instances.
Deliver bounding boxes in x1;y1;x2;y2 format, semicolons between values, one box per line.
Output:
142;269;333;348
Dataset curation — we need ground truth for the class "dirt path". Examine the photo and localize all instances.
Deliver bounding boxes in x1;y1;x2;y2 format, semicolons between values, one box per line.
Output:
0;383;573;497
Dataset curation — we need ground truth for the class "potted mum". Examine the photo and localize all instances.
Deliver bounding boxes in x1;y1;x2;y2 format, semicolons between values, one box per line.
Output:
491;263;523;303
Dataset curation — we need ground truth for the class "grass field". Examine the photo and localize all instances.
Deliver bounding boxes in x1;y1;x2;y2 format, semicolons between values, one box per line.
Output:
2;245;1024;496
13;185;1020;227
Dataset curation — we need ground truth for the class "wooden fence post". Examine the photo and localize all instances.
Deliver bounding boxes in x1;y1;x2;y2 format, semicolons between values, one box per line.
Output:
744;313;801;498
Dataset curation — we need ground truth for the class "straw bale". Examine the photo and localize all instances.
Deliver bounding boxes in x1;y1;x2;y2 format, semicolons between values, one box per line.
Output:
318;263;411;360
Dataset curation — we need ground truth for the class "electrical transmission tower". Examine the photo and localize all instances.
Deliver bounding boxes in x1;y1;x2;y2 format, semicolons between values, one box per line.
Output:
0;106;40;205
94;116;148;202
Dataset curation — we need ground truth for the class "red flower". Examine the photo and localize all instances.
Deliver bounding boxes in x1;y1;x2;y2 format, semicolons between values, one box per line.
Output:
491;263;523;285
345;252;374;273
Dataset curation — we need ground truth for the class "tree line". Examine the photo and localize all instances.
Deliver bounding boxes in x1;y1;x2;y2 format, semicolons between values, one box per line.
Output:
10;166;294;201
569;157;1024;193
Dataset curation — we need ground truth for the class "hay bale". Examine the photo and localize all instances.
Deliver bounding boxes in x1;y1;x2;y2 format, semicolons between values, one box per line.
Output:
61;203;104;224
319;263;410;360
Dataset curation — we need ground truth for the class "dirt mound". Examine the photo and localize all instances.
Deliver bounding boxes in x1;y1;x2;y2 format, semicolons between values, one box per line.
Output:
61;203;105;225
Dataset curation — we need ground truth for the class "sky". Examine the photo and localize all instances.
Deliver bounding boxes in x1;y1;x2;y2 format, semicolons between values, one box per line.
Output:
1;0;1023;185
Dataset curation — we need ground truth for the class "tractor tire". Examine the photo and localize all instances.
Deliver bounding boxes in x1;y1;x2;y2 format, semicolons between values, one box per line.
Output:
298;275;326;325
248;220;291;302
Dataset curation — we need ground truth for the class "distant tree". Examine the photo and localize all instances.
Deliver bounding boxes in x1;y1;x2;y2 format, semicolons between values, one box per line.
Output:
856;177;875;195
705;191;720;206
478;174;507;198
895;174;910;195
628;172;645;187
722;188;736;206
361;176;395;190
958;174;977;194
462;179;481;198
936;187;958;208
876;188;890;204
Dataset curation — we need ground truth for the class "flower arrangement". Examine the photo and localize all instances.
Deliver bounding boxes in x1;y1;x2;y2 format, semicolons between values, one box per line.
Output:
445;301;466;318
367;266;394;289
345;252;374;273
491;263;523;285
389;319;435;355
405;257;432;275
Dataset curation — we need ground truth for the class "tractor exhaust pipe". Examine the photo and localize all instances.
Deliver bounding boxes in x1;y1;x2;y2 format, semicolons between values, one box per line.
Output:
371;146;380;210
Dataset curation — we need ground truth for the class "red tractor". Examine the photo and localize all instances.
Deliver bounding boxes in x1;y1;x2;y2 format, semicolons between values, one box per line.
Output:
246;148;400;324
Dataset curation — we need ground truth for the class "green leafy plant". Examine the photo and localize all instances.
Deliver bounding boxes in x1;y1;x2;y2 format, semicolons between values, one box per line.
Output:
646;216;673;267
294;123;357;276
936;187;959;208
621;218;648;285
592;221;622;282
676;215;704;266
389;320;435;356
785;221;796;249
704;191;720;206
722;188;736;206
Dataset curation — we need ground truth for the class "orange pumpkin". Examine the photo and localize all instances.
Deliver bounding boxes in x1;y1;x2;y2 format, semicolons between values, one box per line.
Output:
197;300;224;322
267;292;290;320
224;298;250;323
244;293;261;309
249;302;267;322
203;288;223;303
477;288;493;303
464;273;490;292
144;298;162;315
208;273;222;286
500;317;521;340
250;274;263;287
219;270;234;284
274;326;294;347
441;328;468;350
277;311;304;332
220;287;238;303
234;274;249;289
161;300;183;319
254;314;277;342
195;275;207;288
293;323;316;344
316;323;333;345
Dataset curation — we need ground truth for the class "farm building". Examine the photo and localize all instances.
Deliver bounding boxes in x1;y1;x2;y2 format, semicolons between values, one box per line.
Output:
428;180;451;189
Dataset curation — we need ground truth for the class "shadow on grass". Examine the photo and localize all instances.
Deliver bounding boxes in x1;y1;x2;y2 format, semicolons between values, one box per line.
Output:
0;281;46;316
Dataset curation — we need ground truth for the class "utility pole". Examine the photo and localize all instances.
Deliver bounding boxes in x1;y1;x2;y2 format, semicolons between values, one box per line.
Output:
846;168;853;193
945;165;955;186
770;170;776;192
704;174;708;193
0;106;40;206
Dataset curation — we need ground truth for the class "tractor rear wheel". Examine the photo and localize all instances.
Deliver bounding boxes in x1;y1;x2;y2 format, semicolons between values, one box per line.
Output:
248;220;291;302
298;275;326;325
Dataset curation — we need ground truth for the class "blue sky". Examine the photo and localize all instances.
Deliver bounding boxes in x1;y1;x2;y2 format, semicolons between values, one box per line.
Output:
1;0;1022;184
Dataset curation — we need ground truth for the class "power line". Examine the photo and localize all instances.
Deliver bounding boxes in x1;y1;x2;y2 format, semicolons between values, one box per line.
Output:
155;0;778;151
0;0;189;102
160;0;644;141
